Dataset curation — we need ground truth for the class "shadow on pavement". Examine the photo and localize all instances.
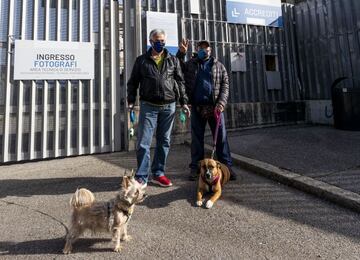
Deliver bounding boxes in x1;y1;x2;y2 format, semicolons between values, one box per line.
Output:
95;146;360;242
222;172;360;241
0;238;111;256
0;177;122;198
2;144;359;253
144;182;196;209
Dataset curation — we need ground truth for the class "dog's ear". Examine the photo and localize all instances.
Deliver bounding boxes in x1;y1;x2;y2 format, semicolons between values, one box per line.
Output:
218;163;231;182
217;161;221;169
121;176;131;189
124;169;134;176
124;169;135;179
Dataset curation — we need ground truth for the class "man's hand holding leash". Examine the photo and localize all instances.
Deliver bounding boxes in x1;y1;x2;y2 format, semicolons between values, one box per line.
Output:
182;104;191;118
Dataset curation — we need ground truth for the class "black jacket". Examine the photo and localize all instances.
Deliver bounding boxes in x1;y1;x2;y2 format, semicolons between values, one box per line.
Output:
127;49;188;106
176;51;229;107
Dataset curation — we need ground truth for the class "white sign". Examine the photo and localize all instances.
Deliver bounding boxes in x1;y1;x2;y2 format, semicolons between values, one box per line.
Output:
190;0;200;14
14;40;94;80
227;0;282;27
146;11;178;55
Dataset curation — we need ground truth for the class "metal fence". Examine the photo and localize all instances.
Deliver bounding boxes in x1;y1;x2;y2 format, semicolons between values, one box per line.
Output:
3;0;357;163
0;0;122;163
294;0;360;99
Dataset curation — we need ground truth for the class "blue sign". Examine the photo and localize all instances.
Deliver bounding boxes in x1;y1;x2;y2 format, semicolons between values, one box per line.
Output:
226;0;283;27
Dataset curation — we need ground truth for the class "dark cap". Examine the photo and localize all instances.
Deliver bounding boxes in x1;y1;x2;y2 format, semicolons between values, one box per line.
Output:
197;40;211;47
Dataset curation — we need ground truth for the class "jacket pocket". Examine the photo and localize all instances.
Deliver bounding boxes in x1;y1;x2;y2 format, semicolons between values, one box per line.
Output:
161;78;176;101
140;76;159;100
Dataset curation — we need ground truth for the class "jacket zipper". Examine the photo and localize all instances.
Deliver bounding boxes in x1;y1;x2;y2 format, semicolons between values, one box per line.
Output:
212;60;218;103
148;54;170;99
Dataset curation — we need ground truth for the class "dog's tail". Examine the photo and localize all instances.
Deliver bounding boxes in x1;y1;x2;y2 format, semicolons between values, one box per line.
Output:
70;188;95;210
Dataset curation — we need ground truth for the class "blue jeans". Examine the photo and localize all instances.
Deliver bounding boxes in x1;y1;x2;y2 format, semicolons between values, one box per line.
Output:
189;106;233;170
136;101;176;183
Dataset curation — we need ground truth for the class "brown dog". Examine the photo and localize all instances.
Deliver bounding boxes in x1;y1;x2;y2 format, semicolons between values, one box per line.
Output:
196;158;230;209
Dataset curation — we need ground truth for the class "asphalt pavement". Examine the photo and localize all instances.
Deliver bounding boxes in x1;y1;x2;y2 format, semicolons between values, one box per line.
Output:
1;144;360;259
204;125;360;212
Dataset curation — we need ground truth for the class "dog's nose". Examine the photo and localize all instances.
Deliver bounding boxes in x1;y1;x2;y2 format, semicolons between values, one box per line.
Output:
205;172;211;178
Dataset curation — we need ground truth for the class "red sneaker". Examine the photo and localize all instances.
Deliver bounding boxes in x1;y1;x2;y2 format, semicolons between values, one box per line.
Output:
151;175;173;187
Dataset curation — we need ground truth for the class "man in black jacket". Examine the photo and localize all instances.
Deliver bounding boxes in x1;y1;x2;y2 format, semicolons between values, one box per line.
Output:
127;29;190;187
177;39;236;181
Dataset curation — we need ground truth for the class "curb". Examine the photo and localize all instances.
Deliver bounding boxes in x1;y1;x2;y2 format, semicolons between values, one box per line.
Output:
193;142;360;213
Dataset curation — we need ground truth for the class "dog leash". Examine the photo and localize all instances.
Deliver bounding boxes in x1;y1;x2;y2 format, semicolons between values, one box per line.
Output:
211;109;222;159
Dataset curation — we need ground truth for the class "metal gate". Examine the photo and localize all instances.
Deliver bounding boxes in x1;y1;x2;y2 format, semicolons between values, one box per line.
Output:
123;0;301;104
123;0;303;132
0;0;123;163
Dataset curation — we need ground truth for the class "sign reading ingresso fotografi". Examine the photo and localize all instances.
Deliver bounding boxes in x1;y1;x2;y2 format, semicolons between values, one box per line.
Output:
14;40;94;80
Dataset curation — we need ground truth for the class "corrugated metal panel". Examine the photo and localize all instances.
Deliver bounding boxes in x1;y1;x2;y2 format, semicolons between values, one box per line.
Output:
295;0;360;100
0;0;122;163
0;0;9;42
135;0;300;104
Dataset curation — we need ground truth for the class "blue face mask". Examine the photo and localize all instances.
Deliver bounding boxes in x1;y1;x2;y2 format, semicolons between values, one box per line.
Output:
152;41;165;53
197;49;209;60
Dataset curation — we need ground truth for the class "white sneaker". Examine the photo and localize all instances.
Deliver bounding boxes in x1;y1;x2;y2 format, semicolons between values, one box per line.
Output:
135;178;147;189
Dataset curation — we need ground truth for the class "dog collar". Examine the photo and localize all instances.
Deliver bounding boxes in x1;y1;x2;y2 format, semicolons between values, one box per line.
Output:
118;199;134;223
201;174;220;186
107;201;132;222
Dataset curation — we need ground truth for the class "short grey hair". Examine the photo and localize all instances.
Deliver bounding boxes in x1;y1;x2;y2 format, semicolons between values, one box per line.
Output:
149;29;166;40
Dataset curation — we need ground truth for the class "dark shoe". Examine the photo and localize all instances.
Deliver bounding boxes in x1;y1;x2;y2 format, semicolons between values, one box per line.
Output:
189;168;199;181
229;168;237;181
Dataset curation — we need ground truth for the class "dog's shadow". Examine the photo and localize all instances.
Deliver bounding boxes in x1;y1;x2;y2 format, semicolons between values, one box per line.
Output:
142;174;215;209
142;174;198;209
0;238;112;256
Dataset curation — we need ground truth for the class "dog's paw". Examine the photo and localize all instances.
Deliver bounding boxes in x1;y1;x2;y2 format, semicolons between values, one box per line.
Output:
114;245;122;252
63;248;71;254
205;200;214;209
121;235;132;242
196;200;203;207
63;245;72;254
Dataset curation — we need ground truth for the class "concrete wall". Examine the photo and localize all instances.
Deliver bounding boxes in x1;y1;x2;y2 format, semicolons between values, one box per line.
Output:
127;101;306;149
305;100;334;126
225;102;305;129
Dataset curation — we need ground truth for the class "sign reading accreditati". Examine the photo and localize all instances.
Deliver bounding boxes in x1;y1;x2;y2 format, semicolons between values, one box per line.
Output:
14;40;95;80
226;0;282;27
